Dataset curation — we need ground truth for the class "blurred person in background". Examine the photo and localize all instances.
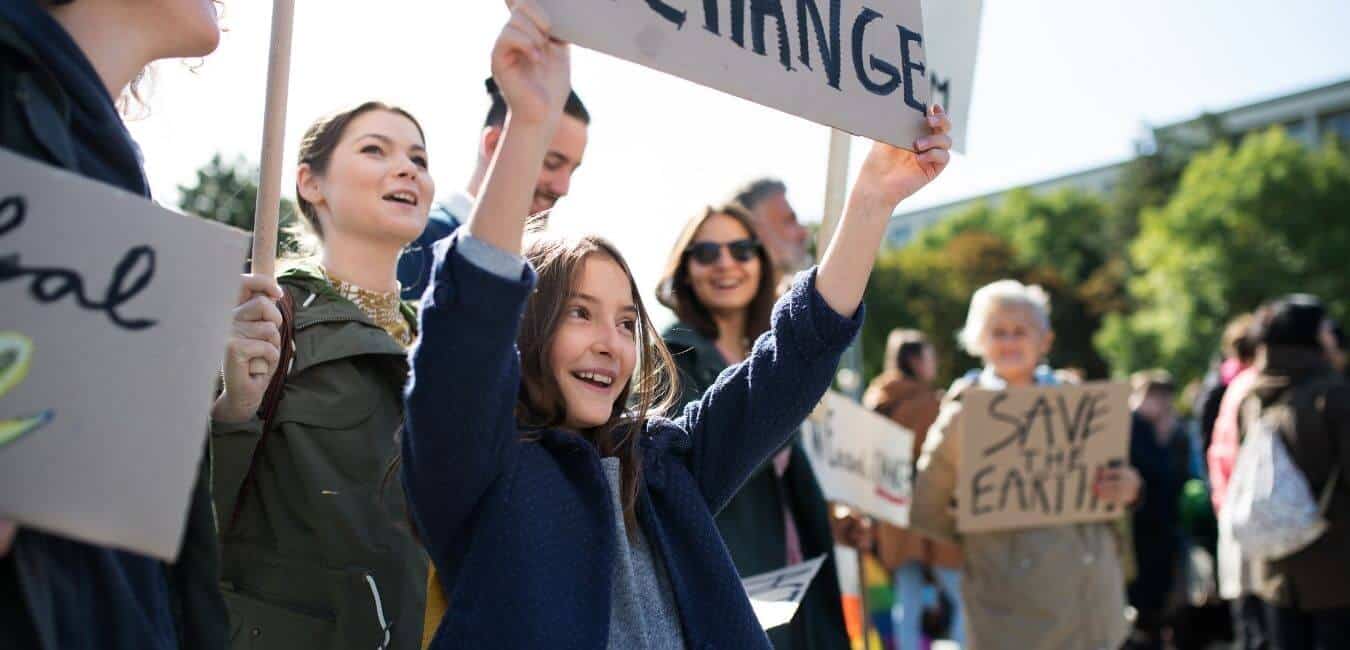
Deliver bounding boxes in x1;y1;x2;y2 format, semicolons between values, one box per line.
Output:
863;329;964;649
1245;295;1350;650
1126;370;1194;650
1195;314;1258;454
732;178;811;275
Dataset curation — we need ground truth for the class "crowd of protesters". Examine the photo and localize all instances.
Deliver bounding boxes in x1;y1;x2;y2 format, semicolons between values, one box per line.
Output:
1;2;1345;650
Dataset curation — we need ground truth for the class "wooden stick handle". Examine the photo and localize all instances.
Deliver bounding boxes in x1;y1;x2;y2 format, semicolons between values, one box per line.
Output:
250;0;296;279
816;129;852;255
249;0;296;377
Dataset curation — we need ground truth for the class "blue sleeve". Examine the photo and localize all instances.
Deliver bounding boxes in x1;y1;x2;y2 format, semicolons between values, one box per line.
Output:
402;231;535;568
674;268;862;513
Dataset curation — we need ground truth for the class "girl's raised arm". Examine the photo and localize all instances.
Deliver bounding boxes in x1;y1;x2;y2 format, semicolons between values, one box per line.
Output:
816;108;952;316
465;1;572;255
402;1;571;565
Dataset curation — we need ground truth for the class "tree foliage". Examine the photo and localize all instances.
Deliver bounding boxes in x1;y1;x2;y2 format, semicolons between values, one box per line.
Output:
178;154;302;255
1096;128;1350;384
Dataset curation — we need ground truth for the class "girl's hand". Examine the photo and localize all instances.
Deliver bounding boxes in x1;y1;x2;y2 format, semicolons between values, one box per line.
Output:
1094;465;1142;507
492;1;571;127
213;274;283;423
854;105;952;210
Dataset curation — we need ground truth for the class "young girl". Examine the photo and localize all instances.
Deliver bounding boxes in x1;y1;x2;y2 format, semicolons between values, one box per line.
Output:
658;205;849;649
862;329;964;649
211;103;432;649
0;1;224;648
911;280;1142;649
402;3;952;647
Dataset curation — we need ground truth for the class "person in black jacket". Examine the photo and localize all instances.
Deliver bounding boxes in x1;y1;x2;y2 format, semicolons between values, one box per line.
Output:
0;1;227;649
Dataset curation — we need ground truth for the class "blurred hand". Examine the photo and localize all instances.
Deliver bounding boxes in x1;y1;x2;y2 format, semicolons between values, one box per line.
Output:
0;519;15;557
831;505;875;552
492;1;571;127
213;274;283;423
1094;465;1142;507
854;105;952;209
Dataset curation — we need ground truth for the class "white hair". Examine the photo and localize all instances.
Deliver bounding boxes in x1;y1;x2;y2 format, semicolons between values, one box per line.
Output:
958;279;1052;356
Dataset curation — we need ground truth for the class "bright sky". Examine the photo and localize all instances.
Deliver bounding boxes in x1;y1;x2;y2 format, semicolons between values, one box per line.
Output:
127;0;1350;324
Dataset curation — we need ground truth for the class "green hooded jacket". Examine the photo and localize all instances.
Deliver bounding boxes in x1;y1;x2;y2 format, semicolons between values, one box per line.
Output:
211;264;426;650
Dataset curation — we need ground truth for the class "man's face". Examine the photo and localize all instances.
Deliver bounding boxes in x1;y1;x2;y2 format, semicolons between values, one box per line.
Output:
750;191;808;272
532;115;588;215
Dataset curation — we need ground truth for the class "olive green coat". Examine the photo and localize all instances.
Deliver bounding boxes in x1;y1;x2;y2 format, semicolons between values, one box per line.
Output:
210;265;426;649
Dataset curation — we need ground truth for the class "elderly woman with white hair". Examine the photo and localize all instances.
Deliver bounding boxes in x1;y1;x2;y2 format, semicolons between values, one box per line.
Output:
910;279;1143;650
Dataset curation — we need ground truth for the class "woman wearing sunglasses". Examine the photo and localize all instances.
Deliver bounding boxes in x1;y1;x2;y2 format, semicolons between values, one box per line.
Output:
656;204;851;650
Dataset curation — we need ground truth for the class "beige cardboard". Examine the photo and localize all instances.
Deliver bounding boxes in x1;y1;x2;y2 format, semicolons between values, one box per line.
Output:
0;149;248;560
538;0;931;149
956;382;1130;534
803;391;914;527
921;0;983;152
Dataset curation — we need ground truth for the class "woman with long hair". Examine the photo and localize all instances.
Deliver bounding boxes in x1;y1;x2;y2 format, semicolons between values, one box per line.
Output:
862;329;964;649
210;102;432;649
403;3;952;647
656;205;849;649
0;1;226;648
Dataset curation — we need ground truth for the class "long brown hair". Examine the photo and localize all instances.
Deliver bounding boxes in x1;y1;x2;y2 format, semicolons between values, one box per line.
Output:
518;234;679;529
655;204;778;342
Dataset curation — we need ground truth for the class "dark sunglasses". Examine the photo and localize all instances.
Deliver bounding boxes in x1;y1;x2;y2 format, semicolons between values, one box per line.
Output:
685;239;762;265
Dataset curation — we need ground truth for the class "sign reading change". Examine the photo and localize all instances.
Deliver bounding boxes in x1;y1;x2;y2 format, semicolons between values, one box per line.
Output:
0;149;248;560
957;382;1130;534
802;391;914;527
539;0;932;149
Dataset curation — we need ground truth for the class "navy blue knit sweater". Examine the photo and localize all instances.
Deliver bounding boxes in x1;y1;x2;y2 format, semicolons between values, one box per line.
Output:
403;233;862;649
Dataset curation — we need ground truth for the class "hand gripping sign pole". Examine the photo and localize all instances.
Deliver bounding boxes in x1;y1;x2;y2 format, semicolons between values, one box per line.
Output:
247;0;296;376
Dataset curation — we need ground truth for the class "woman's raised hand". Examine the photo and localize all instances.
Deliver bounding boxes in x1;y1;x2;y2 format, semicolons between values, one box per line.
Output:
492;1;571;127
854;105;953;210
212;274;283;423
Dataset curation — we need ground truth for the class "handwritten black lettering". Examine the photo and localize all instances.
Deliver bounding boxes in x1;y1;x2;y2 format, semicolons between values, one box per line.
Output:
750;0;793;69
929;72;951;110
971;464;995;515
646;0;688;28
897;24;926;113
998;467;1028;512
851;8;900;95
0;194;157;331
795;0;841;89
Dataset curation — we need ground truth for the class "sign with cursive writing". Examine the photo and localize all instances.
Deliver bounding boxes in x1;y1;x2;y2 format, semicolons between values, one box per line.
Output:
956;382;1131;533
802;391;914;527
538;0;931;149
0;149;247;560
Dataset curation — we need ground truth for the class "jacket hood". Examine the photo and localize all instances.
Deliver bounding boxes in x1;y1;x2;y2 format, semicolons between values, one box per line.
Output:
862;371;931;411
1252;345;1334;404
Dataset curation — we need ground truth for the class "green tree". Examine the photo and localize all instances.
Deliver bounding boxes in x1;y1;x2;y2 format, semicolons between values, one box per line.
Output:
1096;128;1350;384
863;187;1121;387
178;154;302;255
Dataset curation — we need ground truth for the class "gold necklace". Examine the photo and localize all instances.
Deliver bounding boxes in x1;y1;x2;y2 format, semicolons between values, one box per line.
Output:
322;269;413;347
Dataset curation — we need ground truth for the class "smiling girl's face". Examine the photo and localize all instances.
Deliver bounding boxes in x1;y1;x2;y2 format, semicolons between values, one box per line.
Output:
549;254;640;430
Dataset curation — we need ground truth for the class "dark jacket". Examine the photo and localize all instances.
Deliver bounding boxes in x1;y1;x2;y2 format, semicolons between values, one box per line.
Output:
1248;346;1350;610
397;206;460;301
1128;413;1191;612
664;323;851;650
0;4;227;649
404;235;861;649
210;264;427;649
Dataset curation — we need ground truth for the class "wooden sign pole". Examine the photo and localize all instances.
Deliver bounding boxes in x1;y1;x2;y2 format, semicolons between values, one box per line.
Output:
248;0;296;376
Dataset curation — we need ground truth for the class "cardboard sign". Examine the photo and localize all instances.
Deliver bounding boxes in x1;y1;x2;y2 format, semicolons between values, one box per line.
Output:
539;0;932;149
802;391;914;527
922;0;982;152
744;554;827;630
0;149;248;560
956;382;1130;534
